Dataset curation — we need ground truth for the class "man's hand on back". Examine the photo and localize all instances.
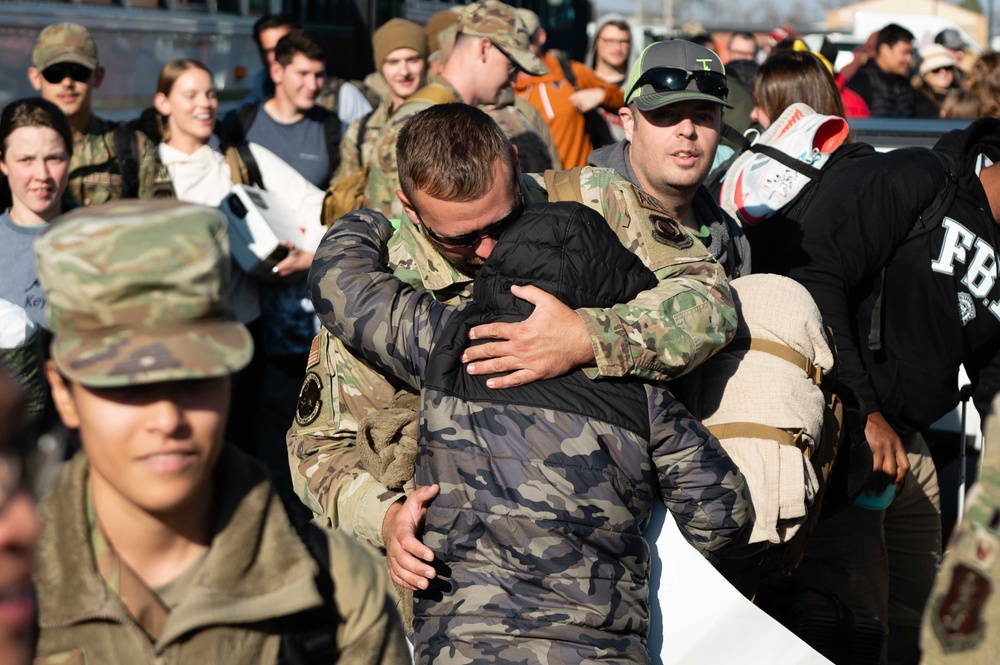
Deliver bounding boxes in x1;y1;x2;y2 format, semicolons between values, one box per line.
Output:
382;484;440;590
462;285;595;389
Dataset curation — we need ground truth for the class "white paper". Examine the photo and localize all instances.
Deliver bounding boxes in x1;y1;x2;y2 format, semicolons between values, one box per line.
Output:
647;502;831;665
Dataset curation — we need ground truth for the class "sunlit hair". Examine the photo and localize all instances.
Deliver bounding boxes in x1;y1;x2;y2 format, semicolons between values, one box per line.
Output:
752;50;845;122
968;52;1000;118
940;89;984;119
0;97;73;160
155;59;213;144
397;103;517;202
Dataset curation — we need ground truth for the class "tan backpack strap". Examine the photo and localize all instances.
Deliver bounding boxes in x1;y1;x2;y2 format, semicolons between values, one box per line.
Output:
727;337;824;387
542;167;585;204
405;83;458;106
224;145;250;186
708;423;810;457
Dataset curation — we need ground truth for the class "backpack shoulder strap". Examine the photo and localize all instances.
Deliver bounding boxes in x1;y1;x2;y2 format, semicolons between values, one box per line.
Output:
276;500;339;665
237;102;260;139
557;54;578;90
543;167;586;204
356;110;373;156
322;109;341;178
112;123;140;199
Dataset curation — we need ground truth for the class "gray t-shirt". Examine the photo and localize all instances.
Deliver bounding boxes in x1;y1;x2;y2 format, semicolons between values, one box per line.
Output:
0;209;48;328
245;105;331;188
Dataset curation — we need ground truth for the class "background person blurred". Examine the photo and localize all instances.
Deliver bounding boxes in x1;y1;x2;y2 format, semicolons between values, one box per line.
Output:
940;88;983;119
968;51;1000;119
242;14;297;106
845;23;916;117
935;28;972;72
585;15;633;143
749;50;846;131
0;368;41;665
26;23;168;205
913;44;958;118
726;32;759;64
0;98;73;421
514;8;624;166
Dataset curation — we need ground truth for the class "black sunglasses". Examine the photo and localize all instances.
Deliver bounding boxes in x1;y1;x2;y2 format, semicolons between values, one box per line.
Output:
627;67;728;102
42;62;93;84
420;194;525;249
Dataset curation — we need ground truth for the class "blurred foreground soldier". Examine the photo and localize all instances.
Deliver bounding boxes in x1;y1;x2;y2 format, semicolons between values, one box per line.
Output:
32;201;407;664
311;103;750;662
0;369;42;665
921;394;1000;664
27;23;169;204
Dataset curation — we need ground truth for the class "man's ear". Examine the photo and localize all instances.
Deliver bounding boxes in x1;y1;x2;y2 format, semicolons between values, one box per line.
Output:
620;105;635;142
269;59;284;85
27;67;43;92
44;360;81;430
478;36;492;64
396;189;421;227
90;65;105;89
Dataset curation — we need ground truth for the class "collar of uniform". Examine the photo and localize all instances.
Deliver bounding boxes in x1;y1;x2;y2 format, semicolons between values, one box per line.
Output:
391;214;474;293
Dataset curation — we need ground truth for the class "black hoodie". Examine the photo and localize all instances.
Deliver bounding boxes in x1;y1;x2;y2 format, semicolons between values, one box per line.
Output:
785;118;1000;434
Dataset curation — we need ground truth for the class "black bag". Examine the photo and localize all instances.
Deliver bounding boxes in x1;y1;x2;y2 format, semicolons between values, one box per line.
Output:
556;54;617;150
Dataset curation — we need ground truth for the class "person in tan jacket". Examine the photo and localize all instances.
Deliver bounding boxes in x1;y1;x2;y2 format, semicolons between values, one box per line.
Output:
31;200;408;665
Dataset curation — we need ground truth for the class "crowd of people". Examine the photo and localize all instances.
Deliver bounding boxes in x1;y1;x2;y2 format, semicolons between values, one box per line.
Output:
2;1;1000;664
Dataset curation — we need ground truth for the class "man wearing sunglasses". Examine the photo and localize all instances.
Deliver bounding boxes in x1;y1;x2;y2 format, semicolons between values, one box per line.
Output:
26;23;169;206
587;39;750;280
363;0;548;223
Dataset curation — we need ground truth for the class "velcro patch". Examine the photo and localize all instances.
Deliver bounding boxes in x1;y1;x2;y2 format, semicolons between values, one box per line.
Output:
932;563;991;652
295;371;323;427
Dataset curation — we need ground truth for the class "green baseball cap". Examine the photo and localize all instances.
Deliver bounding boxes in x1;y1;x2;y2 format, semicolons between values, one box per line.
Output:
35;200;253;388
456;0;548;76
32;23;99;71
624;39;732;111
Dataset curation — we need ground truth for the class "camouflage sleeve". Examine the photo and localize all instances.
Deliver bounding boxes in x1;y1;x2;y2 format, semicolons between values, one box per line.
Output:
363;121;405;222
647;385;752;561
308;208;457;390
287;329;414;549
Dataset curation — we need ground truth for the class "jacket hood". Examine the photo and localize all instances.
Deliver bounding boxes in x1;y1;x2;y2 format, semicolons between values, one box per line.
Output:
473;201;656;319
588;138;633;180
585;13;636;74
934;117;1000;178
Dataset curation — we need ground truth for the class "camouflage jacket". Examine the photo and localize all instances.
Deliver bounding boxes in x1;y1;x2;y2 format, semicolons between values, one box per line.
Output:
312;204;750;663
67;115;173;206
363;79;461;222
921;394;1000;664
290;171;737;546
34;445;409;665
334;98;391;185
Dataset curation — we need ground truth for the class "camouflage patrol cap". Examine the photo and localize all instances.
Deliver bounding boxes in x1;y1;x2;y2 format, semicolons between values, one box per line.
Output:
35;200;253;388
32;23;99;71
456;0;548;76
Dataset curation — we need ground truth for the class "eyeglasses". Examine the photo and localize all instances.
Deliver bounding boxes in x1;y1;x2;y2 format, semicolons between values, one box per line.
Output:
929;66;954;75
599;37;631;48
0;429;66;511
419;194;525;249
626;67;729;103
41;62;93;84
489;41;521;79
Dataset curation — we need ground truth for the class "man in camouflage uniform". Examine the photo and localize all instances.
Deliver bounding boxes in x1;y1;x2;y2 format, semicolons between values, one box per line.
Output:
920;394;1000;664
363;0;549;222
333;18;427;195
26;23;170;205
310;104;749;662
290;101;736;591
32;200;407;665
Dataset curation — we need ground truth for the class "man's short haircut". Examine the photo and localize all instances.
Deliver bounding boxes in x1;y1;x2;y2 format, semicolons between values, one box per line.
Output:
274;29;327;67
252;14;299;48
598;19;632;37
877;23;915;51
397;103;517;203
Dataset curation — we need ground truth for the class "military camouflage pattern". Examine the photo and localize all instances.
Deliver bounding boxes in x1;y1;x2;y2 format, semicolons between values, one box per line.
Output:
333;98;391;187
455;0;548;76
483;90;562;173
67;116;174;207
292;167;736;543
32;22;98;70
363;79;461;221
921;394;1000;664
308;205;749;663
35;200;253;388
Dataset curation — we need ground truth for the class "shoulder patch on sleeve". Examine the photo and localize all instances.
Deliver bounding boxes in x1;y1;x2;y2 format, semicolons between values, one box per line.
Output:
931;563;991;653
296;371;324;427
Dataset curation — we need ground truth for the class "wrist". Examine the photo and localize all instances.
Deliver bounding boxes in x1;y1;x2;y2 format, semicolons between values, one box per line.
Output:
380;498;404;547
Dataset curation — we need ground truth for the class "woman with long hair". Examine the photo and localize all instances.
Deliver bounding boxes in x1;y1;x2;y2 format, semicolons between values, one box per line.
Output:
749;49;846;130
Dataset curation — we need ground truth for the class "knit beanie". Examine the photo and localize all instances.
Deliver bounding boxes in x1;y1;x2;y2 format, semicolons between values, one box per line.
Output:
373;18;427;68
425;8;463;54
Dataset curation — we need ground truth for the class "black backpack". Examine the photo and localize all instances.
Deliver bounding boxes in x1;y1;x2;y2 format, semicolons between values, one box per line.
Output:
555;53;617;150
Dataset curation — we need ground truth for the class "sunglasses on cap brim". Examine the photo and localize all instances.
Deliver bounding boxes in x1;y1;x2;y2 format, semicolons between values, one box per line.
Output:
627;67;728;103
42;62;93;84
